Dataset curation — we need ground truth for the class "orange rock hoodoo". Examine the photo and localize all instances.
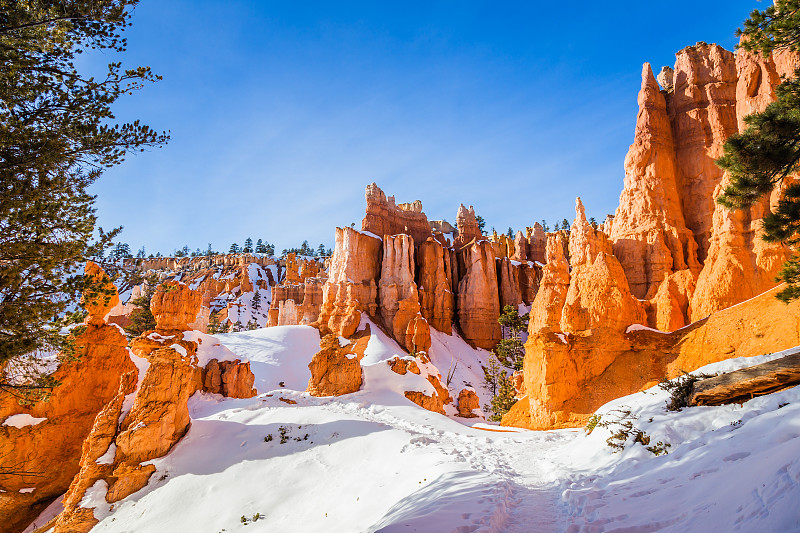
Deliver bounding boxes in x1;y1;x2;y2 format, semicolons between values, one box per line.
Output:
54;281;256;531
306;335;363;396
508;41;800;430
362;182;433;245
0;263;135;533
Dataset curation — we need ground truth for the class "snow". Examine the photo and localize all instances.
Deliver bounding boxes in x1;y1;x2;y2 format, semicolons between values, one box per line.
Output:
216;326;321;392
626;323;668;334
19;487;35;493
358;229;382;240
62;326;800;533
22;494;63;533
96;443;116;465
182;330;240;366
2;414;47;428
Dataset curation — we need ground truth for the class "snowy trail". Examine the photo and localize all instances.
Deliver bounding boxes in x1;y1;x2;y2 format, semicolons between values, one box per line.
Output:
316;393;576;532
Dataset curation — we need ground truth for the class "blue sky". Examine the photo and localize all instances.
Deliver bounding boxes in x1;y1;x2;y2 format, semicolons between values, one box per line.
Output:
90;0;763;255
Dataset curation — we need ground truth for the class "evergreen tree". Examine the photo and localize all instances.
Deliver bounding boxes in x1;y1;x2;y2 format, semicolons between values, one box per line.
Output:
206;243;214;256
0;1;167;367
110;242;132;261
265;243;275;256
245;318;259;331
716;0;800;302
207;311;222;334
476;215;487;235
251;290;261;311
124;276;157;338
484;305;529;420
317;243;327;257
136;246;146;258
229;243;241;254
255;239;266;254
300;240;313;256
541;220;550;232
243;237;253;253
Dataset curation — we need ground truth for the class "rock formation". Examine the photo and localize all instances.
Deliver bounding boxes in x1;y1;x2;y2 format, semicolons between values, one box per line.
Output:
455;204;481;249
0;263;135;533
379;235;419;344
54;281;256;530
306;335;363;396
456;389;480;418
608;63;700;329
526;223;546;264
455;240;501;349
417;236;455;334
528;234;570;334
362;183;432;244
508;284;800;430
316;227;382;338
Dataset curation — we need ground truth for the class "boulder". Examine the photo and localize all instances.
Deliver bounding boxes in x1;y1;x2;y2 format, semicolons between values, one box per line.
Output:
456;389;480;418
307;335;363;396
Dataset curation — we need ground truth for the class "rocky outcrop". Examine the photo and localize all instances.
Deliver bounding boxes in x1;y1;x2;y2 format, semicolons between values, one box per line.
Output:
203;359;257;398
455;240;501;349
150;280;202;330
608;63;700;328
688;43;795;320
284;252;301;284
455;204;481;249
362;183;432;244
526;223;546;264
316;227;382;338
0;263;135;533
417;237;455;334
456;389;480;418
277;299;299;326
54;281;256;530
562;199;646;334
670;43;738;262
509;284;800;430
529;234;570;334
301;278;325;324
307;335;363;396
379;235;427;352
403;375;451;415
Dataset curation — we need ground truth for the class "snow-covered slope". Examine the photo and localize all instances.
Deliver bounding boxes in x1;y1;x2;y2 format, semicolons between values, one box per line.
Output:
31;330;800;532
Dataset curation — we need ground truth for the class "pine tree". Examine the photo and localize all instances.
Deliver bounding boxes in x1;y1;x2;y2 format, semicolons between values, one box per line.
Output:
317;243;327;257
506;227;513;238
541;220;550;232
716;1;800;301
206;243;214;256
265;244;275;256
255;239;266;254
243;237;253;253
207;312;222;334
476;215;487;235
246;318;259;331
124;276;157;338
0;1;167;367
251;290;261;311
229;243;241;254
136;246;146;258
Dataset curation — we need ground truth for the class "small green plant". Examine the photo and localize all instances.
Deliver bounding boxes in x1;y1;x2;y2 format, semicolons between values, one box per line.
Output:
658;371;716;411
597;408;669;455
585;414;601;434
240;513;263;525
646;441;671;456
279;425;289;444
264;434;273;442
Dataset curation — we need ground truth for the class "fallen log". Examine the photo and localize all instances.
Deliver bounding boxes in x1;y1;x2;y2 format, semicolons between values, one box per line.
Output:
690;349;800;406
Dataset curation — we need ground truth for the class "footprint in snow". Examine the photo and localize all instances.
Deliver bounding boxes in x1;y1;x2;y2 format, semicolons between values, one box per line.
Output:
723;451;751;462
